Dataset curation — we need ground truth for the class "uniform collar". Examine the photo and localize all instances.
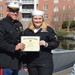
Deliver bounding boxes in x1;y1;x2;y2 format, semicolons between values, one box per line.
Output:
6;15;18;23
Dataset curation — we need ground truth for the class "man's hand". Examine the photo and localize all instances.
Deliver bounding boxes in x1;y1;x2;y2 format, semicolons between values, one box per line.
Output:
15;43;25;50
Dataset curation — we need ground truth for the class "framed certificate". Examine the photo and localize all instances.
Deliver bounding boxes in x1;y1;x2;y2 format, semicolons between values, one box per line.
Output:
21;36;40;52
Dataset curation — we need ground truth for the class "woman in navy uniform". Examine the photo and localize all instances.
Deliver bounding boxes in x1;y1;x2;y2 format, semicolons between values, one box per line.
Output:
23;10;59;75
0;0;25;75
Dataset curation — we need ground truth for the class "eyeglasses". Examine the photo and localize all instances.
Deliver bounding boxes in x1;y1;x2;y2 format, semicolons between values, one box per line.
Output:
10;10;19;13
8;7;19;13
9;9;19;13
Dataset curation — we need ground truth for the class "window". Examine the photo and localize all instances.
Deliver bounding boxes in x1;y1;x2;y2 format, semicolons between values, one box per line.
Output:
43;5;48;10
0;14;3;18
54;6;59;12
74;17;75;20
0;5;3;10
22;5;34;9
67;0;70;1
54;0;59;3
0;0;2;2
44;14;48;18
74;0;75;4
54;16;58;22
67;5;70;10
22;14;31;18
67;14;70;18
63;5;65;10
74;8;75;13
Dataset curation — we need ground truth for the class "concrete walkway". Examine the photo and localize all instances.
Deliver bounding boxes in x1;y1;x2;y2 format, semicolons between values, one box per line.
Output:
53;67;72;75
18;67;73;75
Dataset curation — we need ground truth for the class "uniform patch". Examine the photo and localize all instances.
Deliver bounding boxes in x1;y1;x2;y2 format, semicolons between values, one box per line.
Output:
41;29;48;32
55;35;58;41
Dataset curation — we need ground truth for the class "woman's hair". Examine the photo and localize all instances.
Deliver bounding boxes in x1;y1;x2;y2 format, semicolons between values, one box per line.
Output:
28;19;48;30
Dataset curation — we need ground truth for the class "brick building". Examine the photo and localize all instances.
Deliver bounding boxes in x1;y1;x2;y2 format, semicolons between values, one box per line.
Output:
0;0;75;29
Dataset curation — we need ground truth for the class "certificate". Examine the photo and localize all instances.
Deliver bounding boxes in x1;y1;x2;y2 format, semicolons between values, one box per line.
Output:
21;36;40;52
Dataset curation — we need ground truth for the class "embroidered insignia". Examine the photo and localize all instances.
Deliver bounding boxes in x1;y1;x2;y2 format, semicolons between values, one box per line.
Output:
41;29;48;32
55;35;58;41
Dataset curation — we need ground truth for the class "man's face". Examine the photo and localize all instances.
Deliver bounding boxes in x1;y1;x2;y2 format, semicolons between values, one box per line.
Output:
7;7;19;20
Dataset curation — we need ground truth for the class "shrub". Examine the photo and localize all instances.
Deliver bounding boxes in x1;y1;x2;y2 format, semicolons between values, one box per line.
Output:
55;30;68;39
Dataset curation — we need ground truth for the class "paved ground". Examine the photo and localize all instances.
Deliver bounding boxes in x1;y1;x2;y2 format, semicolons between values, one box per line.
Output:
18;67;73;75
53;67;72;75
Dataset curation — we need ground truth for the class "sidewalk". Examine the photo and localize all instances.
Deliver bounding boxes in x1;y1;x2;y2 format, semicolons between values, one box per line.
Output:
18;66;73;75
53;67;72;75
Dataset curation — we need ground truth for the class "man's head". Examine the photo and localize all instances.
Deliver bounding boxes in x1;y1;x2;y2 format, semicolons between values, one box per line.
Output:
5;0;22;20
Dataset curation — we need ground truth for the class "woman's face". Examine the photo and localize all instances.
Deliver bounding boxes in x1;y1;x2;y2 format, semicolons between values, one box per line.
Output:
32;15;43;28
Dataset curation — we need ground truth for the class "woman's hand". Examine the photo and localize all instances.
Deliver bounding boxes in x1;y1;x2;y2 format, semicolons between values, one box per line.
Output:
39;40;46;46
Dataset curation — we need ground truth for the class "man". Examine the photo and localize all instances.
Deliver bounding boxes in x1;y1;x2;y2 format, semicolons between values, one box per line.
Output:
0;0;25;75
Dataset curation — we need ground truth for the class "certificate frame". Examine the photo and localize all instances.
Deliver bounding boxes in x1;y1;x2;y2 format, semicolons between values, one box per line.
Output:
21;36;40;52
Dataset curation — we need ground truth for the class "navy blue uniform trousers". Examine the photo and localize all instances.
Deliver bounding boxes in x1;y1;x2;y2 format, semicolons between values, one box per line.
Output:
28;60;53;75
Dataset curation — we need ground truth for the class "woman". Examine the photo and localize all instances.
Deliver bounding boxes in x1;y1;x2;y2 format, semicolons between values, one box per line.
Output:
23;10;59;75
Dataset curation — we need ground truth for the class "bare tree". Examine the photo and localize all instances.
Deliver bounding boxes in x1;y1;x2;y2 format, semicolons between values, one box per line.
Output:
64;8;75;31
51;7;75;31
51;9;65;30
